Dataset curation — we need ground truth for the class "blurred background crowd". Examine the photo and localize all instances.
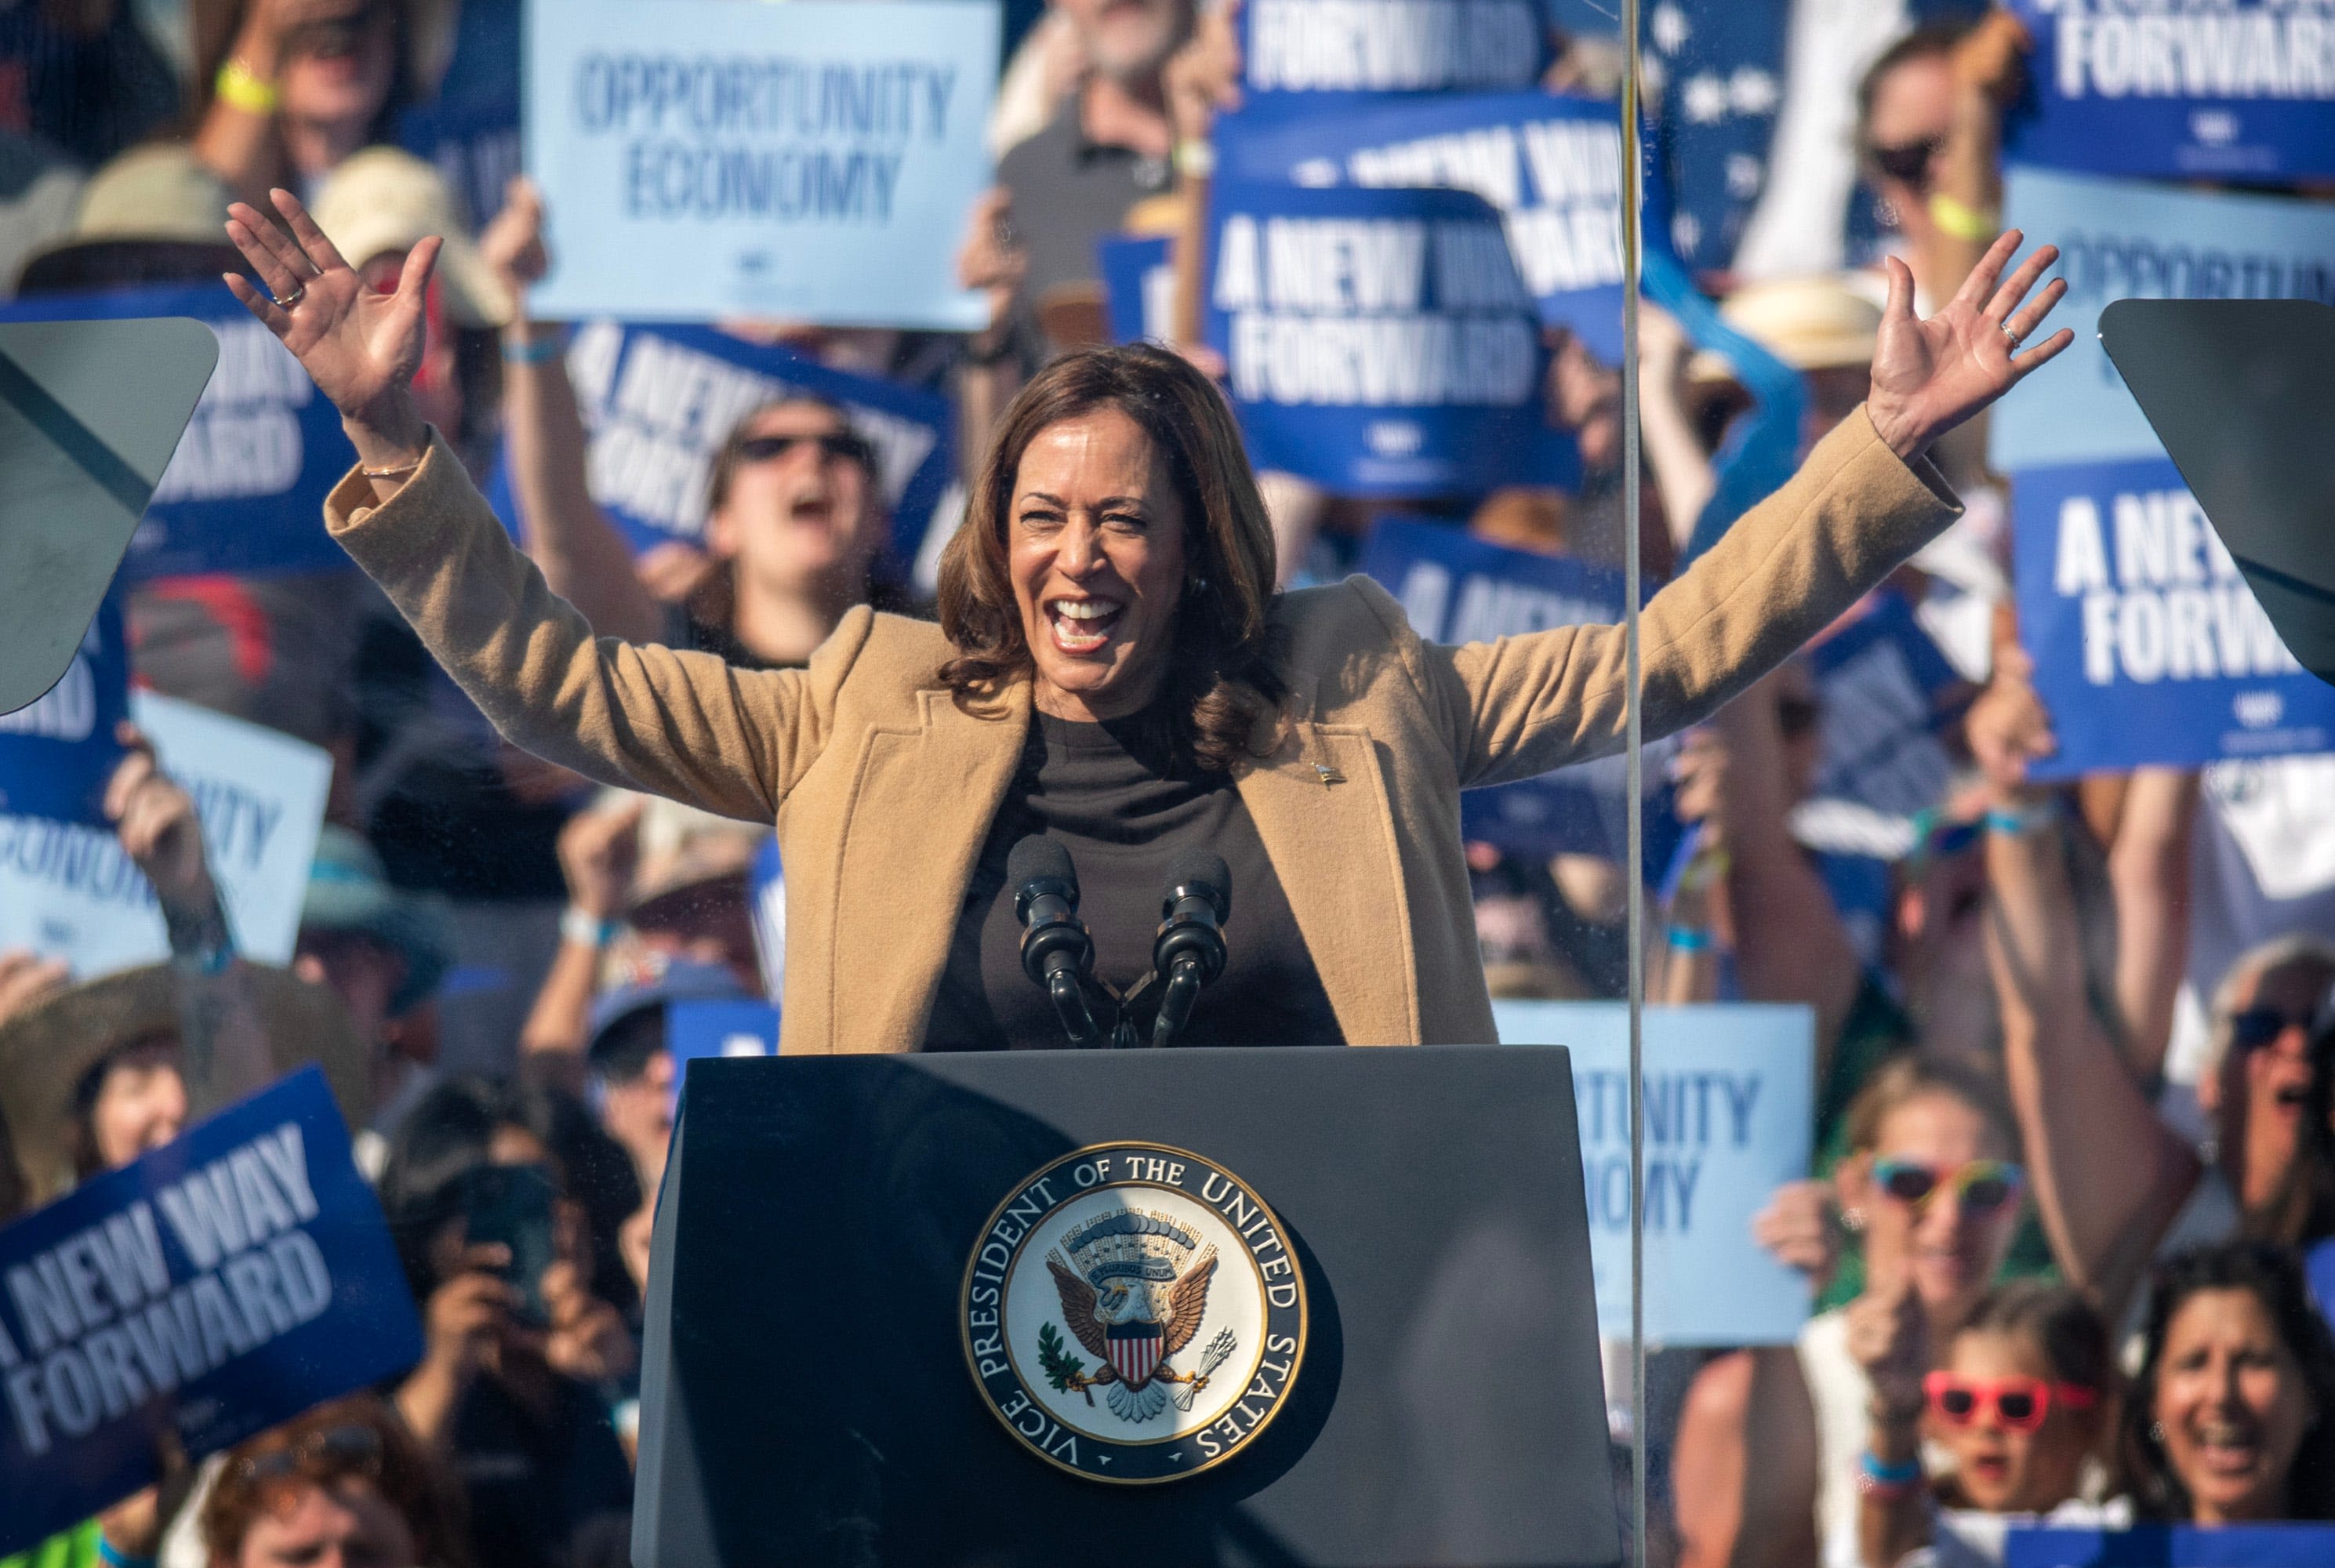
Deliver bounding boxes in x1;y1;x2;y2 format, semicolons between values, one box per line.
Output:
2;0;2333;1566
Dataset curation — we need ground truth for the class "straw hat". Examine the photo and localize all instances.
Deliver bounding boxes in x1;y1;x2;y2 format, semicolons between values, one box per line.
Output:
0;964;371;1205
614;791;769;921
308;147;511;328
1688;274;1884;382
13;143;244;294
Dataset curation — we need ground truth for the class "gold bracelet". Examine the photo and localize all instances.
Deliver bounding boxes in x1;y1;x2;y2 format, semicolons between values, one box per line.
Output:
360;456;426;479
1927;190;1999;242
216;57;279;114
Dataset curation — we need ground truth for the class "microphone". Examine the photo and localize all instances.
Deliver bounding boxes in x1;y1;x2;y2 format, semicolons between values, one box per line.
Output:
1150;851;1230;1047
1009;836;1101;1046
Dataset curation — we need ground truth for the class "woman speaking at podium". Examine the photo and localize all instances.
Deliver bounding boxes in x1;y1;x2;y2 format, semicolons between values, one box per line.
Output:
222;194;2072;1051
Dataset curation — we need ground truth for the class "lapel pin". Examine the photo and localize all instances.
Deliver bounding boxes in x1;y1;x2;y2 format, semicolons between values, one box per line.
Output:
1313;762;1345;786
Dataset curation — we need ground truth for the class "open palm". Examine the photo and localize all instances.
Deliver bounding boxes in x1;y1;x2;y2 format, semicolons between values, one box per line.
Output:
1865;229;2073;461
223;188;439;434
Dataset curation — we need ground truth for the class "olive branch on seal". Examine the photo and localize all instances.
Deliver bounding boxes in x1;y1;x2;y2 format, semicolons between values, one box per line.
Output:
1037;1322;1095;1403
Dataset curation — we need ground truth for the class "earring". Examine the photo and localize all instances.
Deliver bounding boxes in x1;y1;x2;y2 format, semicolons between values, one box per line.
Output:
1193;575;1210;594
1841;1207;1865;1233
2148;1421;2166;1444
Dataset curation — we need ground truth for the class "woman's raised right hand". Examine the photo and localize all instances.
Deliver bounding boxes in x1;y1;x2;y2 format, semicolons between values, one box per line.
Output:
223;187;437;463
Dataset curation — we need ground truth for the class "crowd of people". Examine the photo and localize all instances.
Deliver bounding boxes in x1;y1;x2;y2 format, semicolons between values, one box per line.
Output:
2;2;2333;1566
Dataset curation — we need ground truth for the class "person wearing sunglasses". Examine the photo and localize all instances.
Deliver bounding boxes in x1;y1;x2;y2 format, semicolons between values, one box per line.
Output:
1675;1057;2035;1568
1973;648;2335;1341
481;178;893;676
197;1396;469;1568
1856;1282;2120;1567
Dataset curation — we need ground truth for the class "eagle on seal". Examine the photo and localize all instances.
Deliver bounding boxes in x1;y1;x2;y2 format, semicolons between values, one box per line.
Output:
1046;1240;1218;1422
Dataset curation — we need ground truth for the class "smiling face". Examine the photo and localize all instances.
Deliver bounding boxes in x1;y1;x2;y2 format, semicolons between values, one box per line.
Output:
1934;1330;2097;1515
89;1036;189;1172
1009;407;1189;723
2201;957;2334;1210
278;2;399;133
706;401;883;601
2152;1286;2316;1524
1845;1091;2020;1325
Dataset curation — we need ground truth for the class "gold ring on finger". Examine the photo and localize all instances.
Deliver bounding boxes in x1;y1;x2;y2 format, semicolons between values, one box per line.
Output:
275;282;306;309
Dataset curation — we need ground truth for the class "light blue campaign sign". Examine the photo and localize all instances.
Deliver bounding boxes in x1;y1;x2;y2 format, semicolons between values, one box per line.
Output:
525;0;997;328
1205;182;1576;496
486;320;955;570
1358;517;1679;865
0;1069;423;1555
0;284;350;579
1236;0;1549;114
2006;1523;2335;1567
1099;234;1172;346
1217;91;1661;363
0;591;126;829
1988;168;2335;472
1495;1001;1815;1346
2004;0;2335;183
2014;456;2335;775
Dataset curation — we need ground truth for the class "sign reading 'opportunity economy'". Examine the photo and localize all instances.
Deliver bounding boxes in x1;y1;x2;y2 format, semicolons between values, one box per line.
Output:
525;0;996;327
1494;1002;1814;1347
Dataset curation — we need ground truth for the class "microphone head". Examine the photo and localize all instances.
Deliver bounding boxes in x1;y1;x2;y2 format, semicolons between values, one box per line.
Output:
1008;834;1077;892
1163;850;1231;922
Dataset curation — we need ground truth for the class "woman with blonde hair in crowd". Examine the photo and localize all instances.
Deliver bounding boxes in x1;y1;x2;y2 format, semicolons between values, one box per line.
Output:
1674;1056;2036;1568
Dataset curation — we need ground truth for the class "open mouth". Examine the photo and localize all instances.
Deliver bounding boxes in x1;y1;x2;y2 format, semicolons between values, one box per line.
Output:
1047;597;1125;655
2194;1419;2264;1476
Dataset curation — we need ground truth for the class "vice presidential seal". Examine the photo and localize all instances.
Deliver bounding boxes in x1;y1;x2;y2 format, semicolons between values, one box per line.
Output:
960;1142;1306;1483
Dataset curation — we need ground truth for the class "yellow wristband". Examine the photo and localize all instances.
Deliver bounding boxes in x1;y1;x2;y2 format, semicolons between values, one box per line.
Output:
216;57;279;114
1927;191;1999;242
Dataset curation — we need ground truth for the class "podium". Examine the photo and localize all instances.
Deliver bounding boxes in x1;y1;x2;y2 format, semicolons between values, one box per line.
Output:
634;1045;1621;1568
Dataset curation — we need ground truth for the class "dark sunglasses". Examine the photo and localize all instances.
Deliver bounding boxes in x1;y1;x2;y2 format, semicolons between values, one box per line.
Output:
1872;1157;2025;1215
237;1424;384;1490
2227;1006;2321;1053
1869;136;1945;184
735;431;875;470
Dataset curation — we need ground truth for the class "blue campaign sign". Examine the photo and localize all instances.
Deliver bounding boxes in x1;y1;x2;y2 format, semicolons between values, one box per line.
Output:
1236;0;1549;115
0;285;350;579
399;0;522;228
487;320;957;569
0;591;126;829
1988;168;2335;473
666;1000;777;1114
2006;1524;2335;1567
524;0;997;328
2003;0;2335;183
1204;183;1576;496
1099;234;1172;345
747;836;786;1007
1358;517;1679;865
1806;591;1967;822
0;1069;423;1555
1494;1001;1815;1346
2014;456;2335;775
1217;91;1663;363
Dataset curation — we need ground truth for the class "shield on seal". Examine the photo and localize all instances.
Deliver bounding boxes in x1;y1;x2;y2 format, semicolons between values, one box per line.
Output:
1106;1320;1163;1388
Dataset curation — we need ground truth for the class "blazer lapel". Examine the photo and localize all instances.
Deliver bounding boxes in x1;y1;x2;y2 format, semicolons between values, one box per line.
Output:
1237;713;1421;1045
827;680;1029;1051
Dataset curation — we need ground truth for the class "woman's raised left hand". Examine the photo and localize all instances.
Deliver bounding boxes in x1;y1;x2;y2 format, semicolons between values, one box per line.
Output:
1865;230;2073;463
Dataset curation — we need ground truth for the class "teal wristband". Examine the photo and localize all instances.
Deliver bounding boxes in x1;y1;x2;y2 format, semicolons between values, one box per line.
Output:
501;330;567;365
1859;1449;1922;1487
1984;799;2058;837
97;1537;155;1568
1665;925;1713;953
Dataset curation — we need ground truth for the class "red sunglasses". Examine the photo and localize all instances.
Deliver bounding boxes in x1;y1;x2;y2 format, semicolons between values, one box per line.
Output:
1923;1371;2097;1432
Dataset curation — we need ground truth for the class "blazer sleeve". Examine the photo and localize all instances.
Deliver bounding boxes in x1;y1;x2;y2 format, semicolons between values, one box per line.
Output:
323;430;854;822
1420;405;1962;790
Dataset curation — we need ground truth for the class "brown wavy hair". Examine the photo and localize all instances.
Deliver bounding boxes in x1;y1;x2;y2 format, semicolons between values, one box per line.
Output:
937;344;1285;774
201;1394;470;1568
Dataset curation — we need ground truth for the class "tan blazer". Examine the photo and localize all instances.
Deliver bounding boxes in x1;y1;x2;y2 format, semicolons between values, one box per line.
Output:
325;407;1957;1052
